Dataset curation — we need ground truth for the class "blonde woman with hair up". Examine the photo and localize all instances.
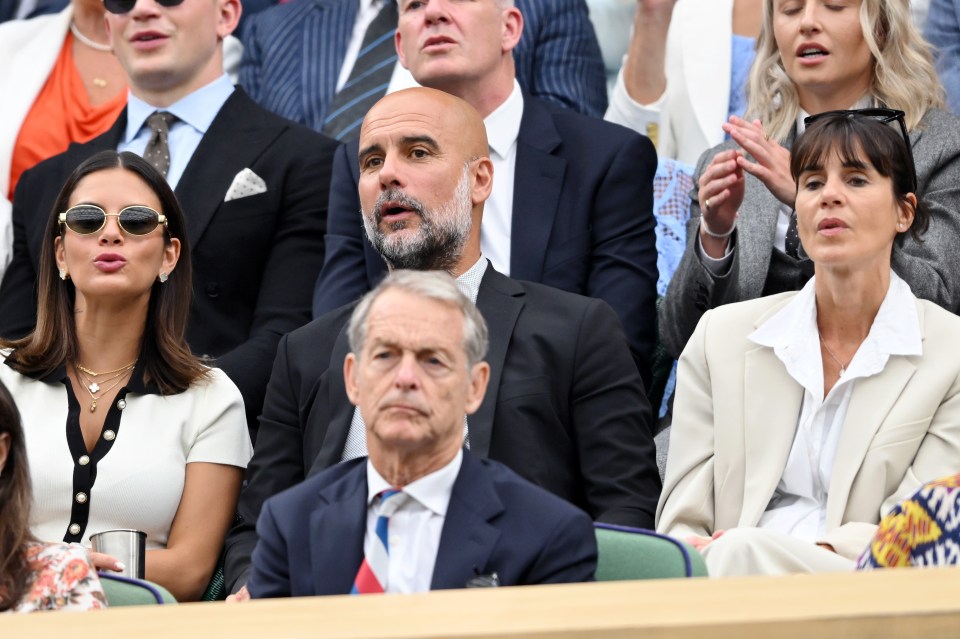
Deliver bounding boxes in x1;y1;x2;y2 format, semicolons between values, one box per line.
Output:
659;0;960;360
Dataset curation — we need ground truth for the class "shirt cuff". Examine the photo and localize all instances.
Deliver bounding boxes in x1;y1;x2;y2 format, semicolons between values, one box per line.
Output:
604;63;667;137
696;229;735;276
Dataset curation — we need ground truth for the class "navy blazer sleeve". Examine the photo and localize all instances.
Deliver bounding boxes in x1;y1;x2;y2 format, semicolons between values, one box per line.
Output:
246;498;292;599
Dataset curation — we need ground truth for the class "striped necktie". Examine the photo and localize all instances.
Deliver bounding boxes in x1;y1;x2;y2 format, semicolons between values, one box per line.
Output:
351;488;407;594
322;0;398;141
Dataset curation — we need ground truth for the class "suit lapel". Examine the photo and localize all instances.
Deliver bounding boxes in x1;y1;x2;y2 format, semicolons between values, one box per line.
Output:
174;89;282;247
510;97;565;283
302;0;358;128
311;324;357;473
470;268;523;458
431;453;505;590
825;353;918;527
309;468;368;595
740;345;803;526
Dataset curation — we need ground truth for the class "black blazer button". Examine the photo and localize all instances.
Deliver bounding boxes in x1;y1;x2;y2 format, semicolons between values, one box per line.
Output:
206;283;220;299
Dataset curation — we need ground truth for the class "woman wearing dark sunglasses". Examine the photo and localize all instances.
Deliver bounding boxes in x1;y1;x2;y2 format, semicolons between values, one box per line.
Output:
0;151;252;601
660;0;960;361
658;113;960;577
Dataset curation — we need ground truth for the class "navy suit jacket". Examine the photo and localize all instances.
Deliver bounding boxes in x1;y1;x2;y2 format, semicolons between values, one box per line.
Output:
237;0;608;123
313;95;659;384
224;265;658;592
0;89;338;433
247;452;598;597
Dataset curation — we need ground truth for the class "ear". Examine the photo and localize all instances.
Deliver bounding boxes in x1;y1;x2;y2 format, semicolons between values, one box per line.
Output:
344;353;361;407
898;193;917;232
0;433;10;476
500;6;523;53
161;238;181;278
470;157;494;207
54;236;67;272
395;24;409;69
217;0;242;39
464;361;490;415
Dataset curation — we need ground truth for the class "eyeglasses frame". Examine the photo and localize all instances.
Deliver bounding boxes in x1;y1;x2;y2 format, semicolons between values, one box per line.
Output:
58;204;168;236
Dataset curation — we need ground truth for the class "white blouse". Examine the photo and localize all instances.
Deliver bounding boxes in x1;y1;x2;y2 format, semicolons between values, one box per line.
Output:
0;356;253;549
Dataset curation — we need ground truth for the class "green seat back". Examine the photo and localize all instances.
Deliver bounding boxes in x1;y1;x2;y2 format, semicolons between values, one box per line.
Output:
594;524;708;581
99;573;177;605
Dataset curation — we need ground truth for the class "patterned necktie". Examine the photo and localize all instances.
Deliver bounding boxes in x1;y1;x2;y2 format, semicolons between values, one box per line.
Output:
143;112;177;178
784;209;802;259
351;489;407;594
322;0;398;141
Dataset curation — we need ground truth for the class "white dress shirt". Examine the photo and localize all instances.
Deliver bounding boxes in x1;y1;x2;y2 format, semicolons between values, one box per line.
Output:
364;449;463;593
747;271;922;542
338;0;419;96
118;74;234;190
479;81;523;276
341;257;489;460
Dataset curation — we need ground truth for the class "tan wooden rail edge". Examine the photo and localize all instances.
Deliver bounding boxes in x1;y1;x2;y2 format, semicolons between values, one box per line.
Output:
3;566;959;638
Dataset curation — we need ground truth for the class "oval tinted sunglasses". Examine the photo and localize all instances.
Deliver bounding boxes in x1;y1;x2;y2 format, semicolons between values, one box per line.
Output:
103;0;184;13
59;204;168;236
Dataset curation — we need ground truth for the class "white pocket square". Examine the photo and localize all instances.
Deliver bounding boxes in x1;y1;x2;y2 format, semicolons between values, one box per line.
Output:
224;168;267;202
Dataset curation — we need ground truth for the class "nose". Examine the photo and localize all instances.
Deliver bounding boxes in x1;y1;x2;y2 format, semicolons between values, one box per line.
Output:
799;1;821;35
128;0;162;20
819;175;843;207
423;0;450;24
378;152;404;190
392;352;422;391
99;215;124;245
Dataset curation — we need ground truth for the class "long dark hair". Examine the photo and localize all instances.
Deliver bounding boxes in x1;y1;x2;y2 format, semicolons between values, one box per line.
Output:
0;379;34;611
1;151;208;394
790;114;930;241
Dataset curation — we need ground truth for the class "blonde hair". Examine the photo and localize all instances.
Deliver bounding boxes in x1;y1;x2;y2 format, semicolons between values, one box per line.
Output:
747;0;944;142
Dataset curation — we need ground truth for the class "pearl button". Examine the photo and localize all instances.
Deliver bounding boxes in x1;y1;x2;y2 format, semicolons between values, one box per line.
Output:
117;399;126;410
103;430;116;441
78;455;90;466
68;523;81;535
75;492;87;504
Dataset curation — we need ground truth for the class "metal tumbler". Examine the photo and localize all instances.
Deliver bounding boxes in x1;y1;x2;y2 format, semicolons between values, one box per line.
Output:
90;529;147;579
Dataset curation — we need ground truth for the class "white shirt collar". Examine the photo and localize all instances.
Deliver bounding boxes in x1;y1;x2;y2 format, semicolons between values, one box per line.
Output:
454;255;488;304
123;74;234;144
749;271;922;397
484;80;523;159
366;449;463;516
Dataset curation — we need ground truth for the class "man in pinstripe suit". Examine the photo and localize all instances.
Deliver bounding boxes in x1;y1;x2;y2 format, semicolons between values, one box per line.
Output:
313;0;660;385
237;0;608;130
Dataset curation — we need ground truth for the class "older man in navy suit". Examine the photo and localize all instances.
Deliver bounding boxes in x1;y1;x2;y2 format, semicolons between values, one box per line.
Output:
247;270;597;597
313;0;658;384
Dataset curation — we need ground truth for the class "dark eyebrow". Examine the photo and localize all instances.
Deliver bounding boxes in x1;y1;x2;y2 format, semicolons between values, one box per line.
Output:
358;143;385;166
400;135;440;151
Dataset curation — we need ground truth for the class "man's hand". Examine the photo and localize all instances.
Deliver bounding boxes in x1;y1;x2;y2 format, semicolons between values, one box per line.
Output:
226;585;251;603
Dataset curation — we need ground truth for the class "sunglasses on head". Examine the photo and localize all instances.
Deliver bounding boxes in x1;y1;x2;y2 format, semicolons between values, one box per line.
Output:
803;108;917;192
59;204;167;236
102;0;184;14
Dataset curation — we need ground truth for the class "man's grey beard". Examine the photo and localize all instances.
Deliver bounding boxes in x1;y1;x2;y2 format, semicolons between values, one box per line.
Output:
361;167;473;272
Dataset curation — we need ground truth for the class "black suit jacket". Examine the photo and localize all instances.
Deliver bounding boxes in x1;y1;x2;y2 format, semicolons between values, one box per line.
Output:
225;265;660;591
312;95;659;385
0;89;338;431
247;452;597;597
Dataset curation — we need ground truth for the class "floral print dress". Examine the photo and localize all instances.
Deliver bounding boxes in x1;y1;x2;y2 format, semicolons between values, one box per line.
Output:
10;542;106;612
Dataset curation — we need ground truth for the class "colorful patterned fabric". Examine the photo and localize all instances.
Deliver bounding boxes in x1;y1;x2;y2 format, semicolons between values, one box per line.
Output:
857;474;960;569
10;542;106;612
351;489;406;594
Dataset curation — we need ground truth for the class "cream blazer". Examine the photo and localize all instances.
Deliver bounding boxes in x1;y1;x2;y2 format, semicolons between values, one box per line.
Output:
657;291;960;560
605;0;733;166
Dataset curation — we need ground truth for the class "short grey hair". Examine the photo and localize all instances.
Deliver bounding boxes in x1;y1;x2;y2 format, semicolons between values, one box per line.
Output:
347;270;489;368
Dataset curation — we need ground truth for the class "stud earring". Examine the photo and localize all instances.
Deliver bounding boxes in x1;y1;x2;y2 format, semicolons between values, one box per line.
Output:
158;272;168;283
59;268;68;281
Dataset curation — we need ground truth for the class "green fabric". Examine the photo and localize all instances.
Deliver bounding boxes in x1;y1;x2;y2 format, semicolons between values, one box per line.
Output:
201;565;226;601
101;577;177;606
594;527;708;581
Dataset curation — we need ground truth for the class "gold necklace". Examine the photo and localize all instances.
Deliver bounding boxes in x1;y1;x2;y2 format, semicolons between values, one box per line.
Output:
76;367;131;395
818;334;851;377
76;360;137;378
74;362;136;412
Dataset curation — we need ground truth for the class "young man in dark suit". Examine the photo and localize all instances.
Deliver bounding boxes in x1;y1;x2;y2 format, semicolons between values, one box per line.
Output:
0;0;338;434
247;269;597;597
224;88;659;597
312;0;659;385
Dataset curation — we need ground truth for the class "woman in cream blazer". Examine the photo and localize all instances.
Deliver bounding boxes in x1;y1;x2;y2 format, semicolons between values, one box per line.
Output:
657;112;960;576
